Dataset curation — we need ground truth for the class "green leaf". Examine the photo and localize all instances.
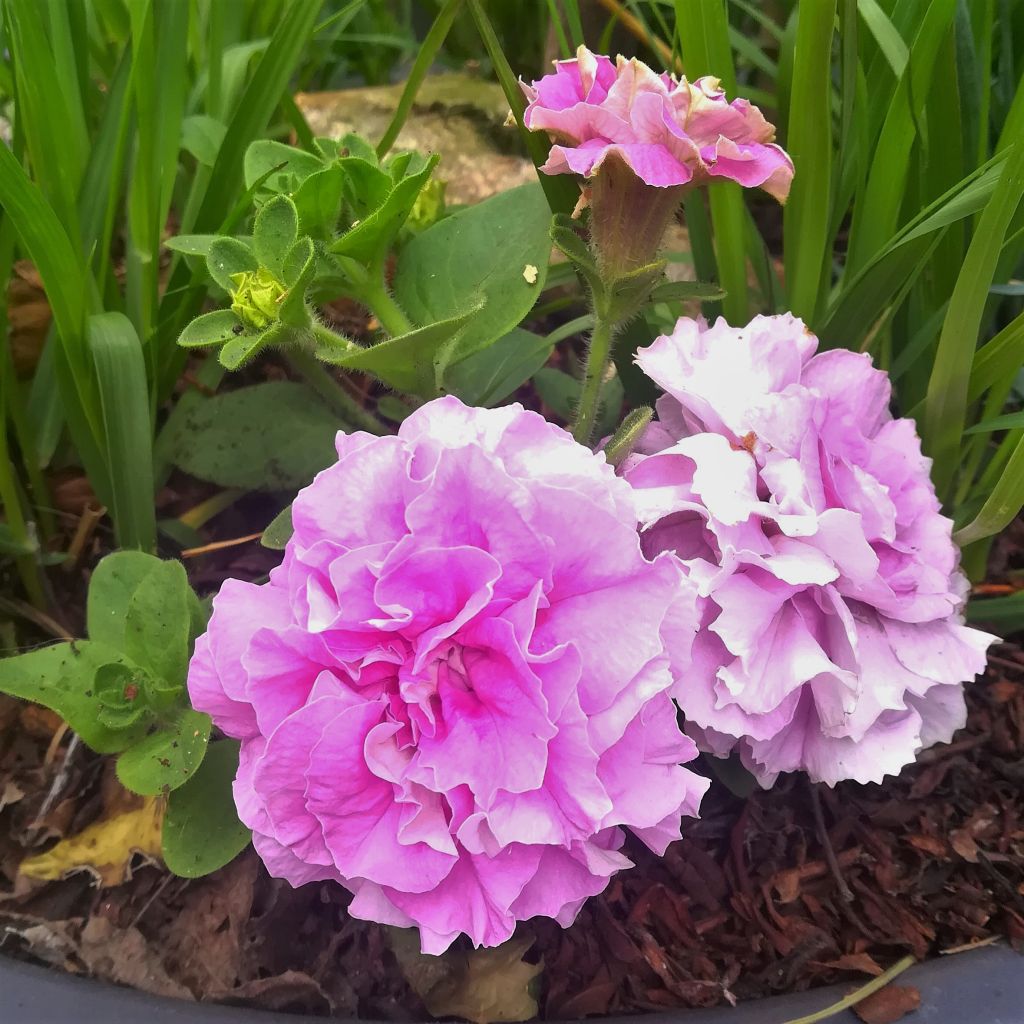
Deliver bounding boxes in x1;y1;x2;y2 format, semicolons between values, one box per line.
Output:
261;505;294;550
648;280;728;304
163;740;251;878
116;708;211;796
206;237;257;292
317;306;480;398
444;328;553;407
603;406;654;468
254;195;299;278
966;592;1024;630
178;309;243;349
965;411;1024;434
95;662;153;731
782;0;837;323
88;313;156;552
122;558;194;690
244;139;324;194
550;213;604;299
924;138;1024;499
393;184;551;362
278;238;316;327
0;641;145;754
181;114;227;168
88;550;168;650
293;166;345;237
164;234;220;257
218;329;272;370
330;154;440;265
164;381;341;490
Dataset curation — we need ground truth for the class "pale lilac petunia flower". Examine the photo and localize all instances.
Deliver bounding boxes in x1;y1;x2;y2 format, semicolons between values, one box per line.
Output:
521;45;794;200
189;397;708;954
623;315;996;788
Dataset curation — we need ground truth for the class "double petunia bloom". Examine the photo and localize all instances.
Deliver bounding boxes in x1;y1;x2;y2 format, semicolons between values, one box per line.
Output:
189;399;708;954
623;315;995;787
522;46;794;199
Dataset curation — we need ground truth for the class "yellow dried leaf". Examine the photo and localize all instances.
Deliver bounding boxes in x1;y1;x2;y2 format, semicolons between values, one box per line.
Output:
424;937;542;1024
19;792;163;887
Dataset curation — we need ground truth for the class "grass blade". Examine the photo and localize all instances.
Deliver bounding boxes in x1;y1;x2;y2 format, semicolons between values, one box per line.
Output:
88;313;156;551
377;0;464;158
675;0;749;324
783;0;837;323
923;137;1024;500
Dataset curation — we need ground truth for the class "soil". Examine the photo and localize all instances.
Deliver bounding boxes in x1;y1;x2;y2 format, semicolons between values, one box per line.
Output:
1;346;1022;1020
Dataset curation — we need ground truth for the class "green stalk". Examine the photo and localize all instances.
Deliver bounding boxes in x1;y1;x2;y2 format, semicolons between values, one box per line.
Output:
571;316;616;445
783;0;837;324
376;0;465;158
360;277;414;337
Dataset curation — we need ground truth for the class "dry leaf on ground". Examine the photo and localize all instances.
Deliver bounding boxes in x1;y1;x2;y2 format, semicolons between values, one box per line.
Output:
425;938;542;1024
853;984;922;1024
18;787;162;887
78;917;193;1000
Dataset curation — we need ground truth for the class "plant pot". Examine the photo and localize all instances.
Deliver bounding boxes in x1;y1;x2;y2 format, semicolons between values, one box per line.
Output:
2;945;1022;1023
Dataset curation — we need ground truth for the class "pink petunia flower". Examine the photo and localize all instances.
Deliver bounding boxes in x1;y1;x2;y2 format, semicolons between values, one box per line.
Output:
623;315;996;787
522;45;794;200
189;397;708;953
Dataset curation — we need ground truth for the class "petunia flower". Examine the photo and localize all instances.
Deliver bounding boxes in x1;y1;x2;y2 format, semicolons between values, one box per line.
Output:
522;46;794;200
623;314;996;788
189;397;708;953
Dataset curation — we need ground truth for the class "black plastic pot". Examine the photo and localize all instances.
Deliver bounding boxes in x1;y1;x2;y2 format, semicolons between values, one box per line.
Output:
2;945;1023;1023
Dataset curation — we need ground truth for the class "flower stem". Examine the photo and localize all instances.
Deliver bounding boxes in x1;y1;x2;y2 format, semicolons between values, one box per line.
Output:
359;260;414;338
285;349;385;435
571;314;616;445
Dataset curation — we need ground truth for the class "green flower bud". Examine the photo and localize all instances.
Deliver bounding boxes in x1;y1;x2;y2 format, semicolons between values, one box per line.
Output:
408;177;447;232
229;268;286;330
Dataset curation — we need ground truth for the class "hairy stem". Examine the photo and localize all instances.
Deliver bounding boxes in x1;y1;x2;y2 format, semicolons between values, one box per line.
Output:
571;315;616;446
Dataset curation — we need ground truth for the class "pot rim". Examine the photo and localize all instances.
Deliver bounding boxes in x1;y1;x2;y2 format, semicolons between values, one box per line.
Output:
1;944;1021;1023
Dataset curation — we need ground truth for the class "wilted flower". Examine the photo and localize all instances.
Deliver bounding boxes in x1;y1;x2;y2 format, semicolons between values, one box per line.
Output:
623;315;996;787
522;45;794;199
189;397;707;953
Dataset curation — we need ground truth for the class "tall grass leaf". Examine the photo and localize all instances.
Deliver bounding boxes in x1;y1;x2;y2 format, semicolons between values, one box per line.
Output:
924;138;1024;499
376;0;464;158
189;0;321;235
968;308;1024;401
88;313;156;551
4;0;86;233
467;0;578;218
844;0;957;273
857;0;908;76
783;0;836;324
675;0;748;324
955;432;1024;546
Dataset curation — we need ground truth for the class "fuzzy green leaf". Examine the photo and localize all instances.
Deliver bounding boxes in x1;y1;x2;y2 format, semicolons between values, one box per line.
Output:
177;309;243;349
206;237;257;292
115;708;211;796
164;381;341;490
163;740;251;878
254;195;299;278
0;641;145;754
122;558;194;690
393;184;551;363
